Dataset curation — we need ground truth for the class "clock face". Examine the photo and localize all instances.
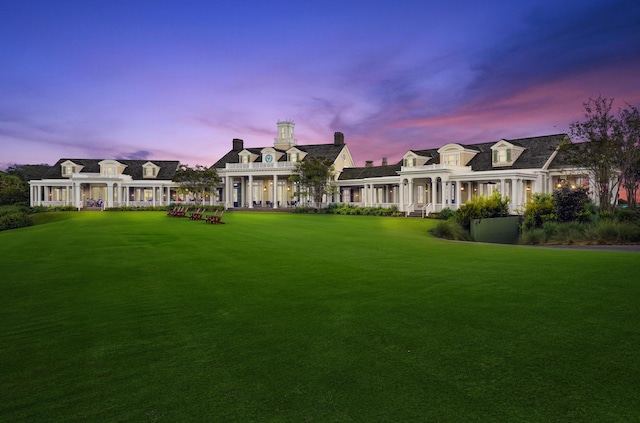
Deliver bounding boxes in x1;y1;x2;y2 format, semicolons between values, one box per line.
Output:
265;154;273;163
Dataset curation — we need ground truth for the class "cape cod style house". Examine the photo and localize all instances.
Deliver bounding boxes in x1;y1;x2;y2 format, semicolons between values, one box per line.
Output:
211;121;355;209
30;159;181;209
30;120;589;214
337;134;586;215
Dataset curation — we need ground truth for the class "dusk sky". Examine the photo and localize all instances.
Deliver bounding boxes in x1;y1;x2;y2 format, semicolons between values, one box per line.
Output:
1;0;639;170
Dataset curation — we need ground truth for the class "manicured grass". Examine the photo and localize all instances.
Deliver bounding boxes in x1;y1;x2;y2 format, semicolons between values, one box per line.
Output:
1;211;639;422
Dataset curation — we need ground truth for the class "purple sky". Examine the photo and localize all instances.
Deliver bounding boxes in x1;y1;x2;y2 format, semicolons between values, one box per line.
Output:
1;0;639;170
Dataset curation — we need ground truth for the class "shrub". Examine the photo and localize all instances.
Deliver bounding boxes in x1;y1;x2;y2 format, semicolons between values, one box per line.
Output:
428;220;471;241
0;212;32;231
575;210;594;224
522;193;556;230
293;206;318;214
437;208;455;220
553;186;590;223
541;221;559;239
519;228;547;244
593;220;620;244
454;192;509;230
0;204;31;216
554;222;588;244
615;208;640;223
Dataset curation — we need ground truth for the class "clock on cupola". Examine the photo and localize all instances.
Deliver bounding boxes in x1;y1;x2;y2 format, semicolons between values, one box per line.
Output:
265;154;273;163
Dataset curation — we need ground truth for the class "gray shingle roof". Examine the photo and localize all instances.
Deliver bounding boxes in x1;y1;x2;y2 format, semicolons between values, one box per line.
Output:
212;143;346;169
466;134;568;170
407;134;568;171
338;164;402;180
42;159;180;180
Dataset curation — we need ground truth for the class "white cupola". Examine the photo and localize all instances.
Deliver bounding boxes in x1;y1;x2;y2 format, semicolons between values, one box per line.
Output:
274;120;297;150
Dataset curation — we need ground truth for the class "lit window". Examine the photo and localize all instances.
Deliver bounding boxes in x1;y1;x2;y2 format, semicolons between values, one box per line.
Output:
404;158;416;167
493;149;512;163
443;153;458;166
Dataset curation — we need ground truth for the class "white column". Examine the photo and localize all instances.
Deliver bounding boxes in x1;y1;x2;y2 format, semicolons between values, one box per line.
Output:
399;180;405;211
74;183;81;209
273;174;278;208
106;182;113;208
455;181;461;209
408;179;414;208
225;175;232;208
248;175;253;208
431;180;437;206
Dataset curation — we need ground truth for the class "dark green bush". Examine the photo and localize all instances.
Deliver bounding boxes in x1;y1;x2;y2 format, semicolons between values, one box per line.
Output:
615;207;640;223
553;186;590;223
428;220;471;241
436;208;455;220
0;212;32;231
522;193;556;230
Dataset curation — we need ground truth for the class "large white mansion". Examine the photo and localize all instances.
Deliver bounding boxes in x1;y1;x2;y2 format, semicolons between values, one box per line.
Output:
29;121;588;214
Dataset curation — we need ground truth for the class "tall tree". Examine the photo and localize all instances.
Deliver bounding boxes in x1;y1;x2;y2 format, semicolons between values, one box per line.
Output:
6;164;51;184
619;104;640;208
289;156;336;207
562;96;623;212
172;164;219;204
0;173;28;205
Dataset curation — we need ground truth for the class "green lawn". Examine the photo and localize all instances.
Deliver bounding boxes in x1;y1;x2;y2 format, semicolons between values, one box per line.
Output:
1;211;639;422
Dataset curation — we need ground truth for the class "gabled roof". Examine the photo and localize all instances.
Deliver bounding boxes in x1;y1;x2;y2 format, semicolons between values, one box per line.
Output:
212;143;346;169
42;159;180;180
398;135;566;171
338;163;402;180
465;134;567;171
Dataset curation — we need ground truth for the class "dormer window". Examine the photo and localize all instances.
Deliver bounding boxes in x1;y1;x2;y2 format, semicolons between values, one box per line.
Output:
491;140;524;167
442;153;459;166
404;157;416;167
142;162;160;178
60;160;82;177
494;148;511;163
289;152;299;162
241;155;249;164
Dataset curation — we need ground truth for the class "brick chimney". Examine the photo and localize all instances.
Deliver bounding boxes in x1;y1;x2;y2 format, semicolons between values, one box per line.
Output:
382;157;387;166
232;138;244;151
365;160;373;168
334;132;344;145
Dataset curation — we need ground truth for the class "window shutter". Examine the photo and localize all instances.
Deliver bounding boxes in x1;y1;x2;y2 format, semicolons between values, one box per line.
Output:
506;149;512;162
493;150;498;162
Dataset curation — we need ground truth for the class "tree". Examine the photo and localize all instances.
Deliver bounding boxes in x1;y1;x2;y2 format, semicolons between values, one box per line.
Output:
0;173;28;205
562;96;623;212
172;164;219;204
6;164;51;184
289;156;336;206
619;104;640;208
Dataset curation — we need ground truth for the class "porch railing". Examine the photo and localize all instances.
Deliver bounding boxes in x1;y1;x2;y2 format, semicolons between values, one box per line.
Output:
422;203;433;218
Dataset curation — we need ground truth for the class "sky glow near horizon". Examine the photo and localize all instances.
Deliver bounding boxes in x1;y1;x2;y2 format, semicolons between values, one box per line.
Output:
1;0;639;170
